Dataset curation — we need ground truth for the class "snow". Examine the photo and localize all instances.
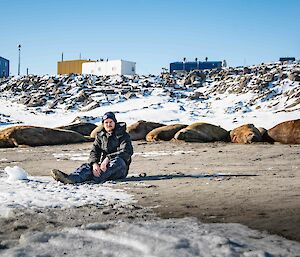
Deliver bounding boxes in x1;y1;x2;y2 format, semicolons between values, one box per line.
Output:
0;166;134;218
4;166;28;181
2;218;300;257
53;151;89;161
134;150;195;157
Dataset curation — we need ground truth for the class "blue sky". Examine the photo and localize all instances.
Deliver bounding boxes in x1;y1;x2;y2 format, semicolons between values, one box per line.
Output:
1;0;299;75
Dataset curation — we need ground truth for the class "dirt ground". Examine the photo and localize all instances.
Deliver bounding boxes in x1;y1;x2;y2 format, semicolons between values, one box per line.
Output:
0;141;299;245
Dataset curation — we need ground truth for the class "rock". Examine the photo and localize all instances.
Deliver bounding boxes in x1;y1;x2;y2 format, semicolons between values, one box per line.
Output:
127;120;165;141
174;122;229;142
27;97;46;107
55;122;97;136
0;126;88;148
79;101;100;112
230;124;262;144
184;70;206;86
288;71;300;81
267;119;300;144
146;124;188;142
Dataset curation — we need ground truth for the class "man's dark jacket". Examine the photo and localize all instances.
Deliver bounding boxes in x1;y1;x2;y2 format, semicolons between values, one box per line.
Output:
88;122;133;171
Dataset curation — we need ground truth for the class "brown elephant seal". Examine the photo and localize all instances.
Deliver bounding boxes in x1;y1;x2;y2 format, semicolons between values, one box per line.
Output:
90;124;104;138
56;122;97;136
230;124;262;144
267;119;300;144
174;122;229;142
0;125;88;148
127;120;165;140
146;124;188;142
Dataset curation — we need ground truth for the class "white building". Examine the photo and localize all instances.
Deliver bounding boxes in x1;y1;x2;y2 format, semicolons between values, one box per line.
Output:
82;60;136;76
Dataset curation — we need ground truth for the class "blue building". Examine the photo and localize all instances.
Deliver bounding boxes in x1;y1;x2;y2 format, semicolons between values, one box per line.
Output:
0;56;10;78
279;57;295;62
170;60;222;73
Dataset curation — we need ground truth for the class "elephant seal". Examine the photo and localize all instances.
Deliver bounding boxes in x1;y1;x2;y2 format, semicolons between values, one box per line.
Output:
258;127;274;143
90;124;104;138
56;122;97;136
127;120;165;140
267;119;300;144
174;122;229;142
0;125;88;148
230;124;262;144
146;124;188;142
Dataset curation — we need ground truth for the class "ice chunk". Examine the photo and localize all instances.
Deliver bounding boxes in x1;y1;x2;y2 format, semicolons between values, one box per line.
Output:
4;166;28;181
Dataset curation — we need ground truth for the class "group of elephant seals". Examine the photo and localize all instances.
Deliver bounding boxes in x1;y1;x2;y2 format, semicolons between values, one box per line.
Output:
127;119;300;145
0;126;88;147
0;119;299;148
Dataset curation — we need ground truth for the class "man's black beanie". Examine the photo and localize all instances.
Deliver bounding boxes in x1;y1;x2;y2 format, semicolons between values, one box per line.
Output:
102;112;117;123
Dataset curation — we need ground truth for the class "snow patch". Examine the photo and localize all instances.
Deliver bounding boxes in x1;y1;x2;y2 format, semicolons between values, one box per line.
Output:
4;166;28;181
1;218;300;257
134;150;195;157
0;171;134;217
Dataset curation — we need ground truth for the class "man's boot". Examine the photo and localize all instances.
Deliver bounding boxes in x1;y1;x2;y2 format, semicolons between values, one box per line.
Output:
51;169;75;184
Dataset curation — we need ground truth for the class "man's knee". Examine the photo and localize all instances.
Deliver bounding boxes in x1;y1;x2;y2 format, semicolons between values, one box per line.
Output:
110;157;126;169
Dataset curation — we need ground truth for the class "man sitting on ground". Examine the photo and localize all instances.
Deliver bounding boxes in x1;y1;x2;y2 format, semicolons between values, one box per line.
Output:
51;111;133;184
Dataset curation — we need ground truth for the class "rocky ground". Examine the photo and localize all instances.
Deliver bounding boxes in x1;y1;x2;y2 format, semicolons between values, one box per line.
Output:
0;140;299;251
0;61;299;126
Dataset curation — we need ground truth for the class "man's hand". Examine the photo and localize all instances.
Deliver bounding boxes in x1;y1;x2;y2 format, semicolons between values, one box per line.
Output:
100;157;110;172
92;163;102;177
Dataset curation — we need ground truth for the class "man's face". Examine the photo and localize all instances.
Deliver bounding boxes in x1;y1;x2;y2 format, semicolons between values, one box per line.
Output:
103;118;116;133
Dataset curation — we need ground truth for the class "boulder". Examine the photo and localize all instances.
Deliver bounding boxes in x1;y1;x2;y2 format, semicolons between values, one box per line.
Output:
267;119;300;144
146;124;188;142
0;126;88;148
127;120;165;141
174;122;229;142
230;124;262;144
55;122;97;136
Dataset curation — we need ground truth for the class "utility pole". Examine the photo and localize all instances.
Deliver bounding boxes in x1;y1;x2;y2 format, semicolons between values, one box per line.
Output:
18;44;21;75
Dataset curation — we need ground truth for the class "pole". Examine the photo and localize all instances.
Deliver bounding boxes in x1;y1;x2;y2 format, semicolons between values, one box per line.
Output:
18;44;21;76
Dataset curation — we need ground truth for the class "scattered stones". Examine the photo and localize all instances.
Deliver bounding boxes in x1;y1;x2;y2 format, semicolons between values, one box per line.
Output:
0;62;298;117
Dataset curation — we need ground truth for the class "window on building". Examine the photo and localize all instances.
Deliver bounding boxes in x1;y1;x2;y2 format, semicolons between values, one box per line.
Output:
98;67;101;71
132;67;135;72
112;67;116;71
